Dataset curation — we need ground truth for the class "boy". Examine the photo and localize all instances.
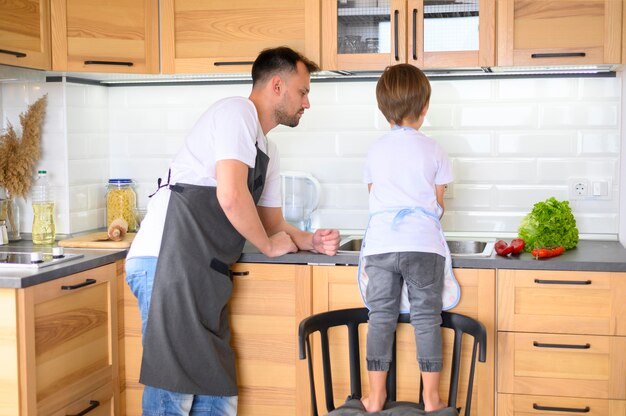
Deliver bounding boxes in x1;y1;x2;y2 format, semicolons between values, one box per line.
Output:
360;64;453;413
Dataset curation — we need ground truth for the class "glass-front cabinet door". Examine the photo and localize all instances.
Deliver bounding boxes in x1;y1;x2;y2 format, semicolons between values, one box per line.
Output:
321;0;494;71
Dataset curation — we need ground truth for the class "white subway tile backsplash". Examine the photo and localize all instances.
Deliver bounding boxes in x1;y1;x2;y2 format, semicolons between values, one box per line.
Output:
431;80;494;102
497;78;577;100
541;103;619;127
497;132;577;155
1;73;621;237
434;132;492;155
579;131;620;154
455;158;537;182
458;104;538;128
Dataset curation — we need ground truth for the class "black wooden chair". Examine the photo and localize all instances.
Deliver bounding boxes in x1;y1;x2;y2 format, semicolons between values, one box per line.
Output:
298;308;487;416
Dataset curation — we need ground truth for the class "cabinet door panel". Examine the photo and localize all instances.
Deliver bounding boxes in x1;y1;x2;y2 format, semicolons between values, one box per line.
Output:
162;0;320;74
51;0;159;73
23;263;118;415
311;266;495;416
229;263;312;416
0;0;51;69
498;393;626;416
498;270;626;336
497;0;622;66
498;332;626;399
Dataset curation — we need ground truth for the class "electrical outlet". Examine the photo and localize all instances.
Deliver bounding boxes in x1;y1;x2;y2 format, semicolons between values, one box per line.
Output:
443;183;454;199
568;178;589;199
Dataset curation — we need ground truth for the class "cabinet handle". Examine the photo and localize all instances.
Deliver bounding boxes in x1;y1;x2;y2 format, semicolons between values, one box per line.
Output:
531;52;586;59
533;403;590;413
84;60;133;66
534;279;591;285
0;49;26;58
61;278;97;290
231;271;250;277
214;61;255;66
393;10;400;61
67;400;100;416
412;9;417;60
533;341;591;350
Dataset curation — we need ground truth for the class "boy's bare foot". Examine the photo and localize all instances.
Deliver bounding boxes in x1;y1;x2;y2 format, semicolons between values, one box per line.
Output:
361;394;386;412
424;400;446;412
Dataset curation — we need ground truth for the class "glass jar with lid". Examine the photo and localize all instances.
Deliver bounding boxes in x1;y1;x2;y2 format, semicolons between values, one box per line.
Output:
106;179;137;232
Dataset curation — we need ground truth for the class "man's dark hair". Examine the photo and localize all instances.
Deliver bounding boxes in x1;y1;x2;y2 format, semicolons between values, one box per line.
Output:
251;46;320;87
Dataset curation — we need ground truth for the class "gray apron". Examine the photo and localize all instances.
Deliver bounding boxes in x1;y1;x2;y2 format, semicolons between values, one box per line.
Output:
140;144;269;395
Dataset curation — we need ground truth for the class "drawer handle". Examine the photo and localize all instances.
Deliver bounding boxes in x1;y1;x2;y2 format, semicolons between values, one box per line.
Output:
0;48;27;58
231;271;250;277
533;403;590;413
533;341;590;350
393;10;400;61
534;279;592;285
61;278;97;290
84;60;134;66
67;400;100;416
412;9;418;60
214;61;254;66
531;52;586;59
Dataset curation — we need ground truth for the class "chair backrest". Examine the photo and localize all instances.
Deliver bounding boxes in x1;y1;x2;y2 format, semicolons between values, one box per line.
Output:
298;307;487;416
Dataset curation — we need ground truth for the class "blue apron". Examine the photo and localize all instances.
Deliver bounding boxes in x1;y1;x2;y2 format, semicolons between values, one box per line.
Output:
357;207;460;312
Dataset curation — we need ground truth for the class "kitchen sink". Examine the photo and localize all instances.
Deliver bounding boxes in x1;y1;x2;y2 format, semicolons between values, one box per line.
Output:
338;236;494;257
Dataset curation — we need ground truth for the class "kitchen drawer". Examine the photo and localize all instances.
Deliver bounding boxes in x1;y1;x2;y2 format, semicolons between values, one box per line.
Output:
50;381;115;416
19;263;118;415
498;269;626;335
498;393;626;415
498;332;626;400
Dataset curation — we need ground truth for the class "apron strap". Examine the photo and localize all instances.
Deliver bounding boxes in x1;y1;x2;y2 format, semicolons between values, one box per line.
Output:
148;169;172;198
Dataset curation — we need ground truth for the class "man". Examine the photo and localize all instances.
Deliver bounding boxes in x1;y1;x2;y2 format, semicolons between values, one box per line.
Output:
125;46;340;415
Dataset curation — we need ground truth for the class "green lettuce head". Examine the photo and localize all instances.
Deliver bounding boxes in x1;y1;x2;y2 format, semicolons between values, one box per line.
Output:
517;197;579;252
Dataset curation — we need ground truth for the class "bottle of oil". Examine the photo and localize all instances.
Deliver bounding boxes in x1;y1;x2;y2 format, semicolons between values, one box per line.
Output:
32;170;56;244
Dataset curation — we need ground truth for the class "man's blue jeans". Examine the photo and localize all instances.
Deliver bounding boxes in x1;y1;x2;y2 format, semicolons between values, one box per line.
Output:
125;256;238;415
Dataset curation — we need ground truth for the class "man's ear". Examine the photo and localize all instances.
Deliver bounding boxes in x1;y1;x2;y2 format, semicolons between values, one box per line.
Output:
270;75;282;95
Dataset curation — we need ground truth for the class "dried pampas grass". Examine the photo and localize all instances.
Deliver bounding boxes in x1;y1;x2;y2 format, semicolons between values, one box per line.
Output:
0;94;47;198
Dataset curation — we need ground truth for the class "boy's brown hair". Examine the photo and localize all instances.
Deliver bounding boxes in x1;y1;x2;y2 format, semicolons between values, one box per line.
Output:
376;64;431;124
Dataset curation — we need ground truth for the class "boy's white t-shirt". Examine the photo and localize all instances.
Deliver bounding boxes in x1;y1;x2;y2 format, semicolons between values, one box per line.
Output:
127;96;282;259
362;128;453;257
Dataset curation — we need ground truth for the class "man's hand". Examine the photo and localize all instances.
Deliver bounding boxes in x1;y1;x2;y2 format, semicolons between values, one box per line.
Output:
311;229;340;256
266;231;298;257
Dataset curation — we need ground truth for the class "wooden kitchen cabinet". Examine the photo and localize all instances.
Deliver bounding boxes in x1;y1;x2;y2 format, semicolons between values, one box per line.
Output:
311;266;496;416
0;0;51;70
321;0;495;71
50;0;159;73
497;0;623;67
160;0;321;74
497;269;626;415
119;262;313;416
0;263;119;416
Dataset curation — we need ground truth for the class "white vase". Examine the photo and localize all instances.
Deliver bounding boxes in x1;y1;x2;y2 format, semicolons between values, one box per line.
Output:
0;192;21;241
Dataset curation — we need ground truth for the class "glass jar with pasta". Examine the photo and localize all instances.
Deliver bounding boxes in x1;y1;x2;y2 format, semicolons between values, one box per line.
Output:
106;179;137;232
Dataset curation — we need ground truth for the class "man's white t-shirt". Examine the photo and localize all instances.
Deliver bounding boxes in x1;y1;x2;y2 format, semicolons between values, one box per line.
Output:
127;97;282;259
362;127;453;257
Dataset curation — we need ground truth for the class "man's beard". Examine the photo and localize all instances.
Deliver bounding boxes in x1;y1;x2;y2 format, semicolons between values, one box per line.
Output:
275;105;303;127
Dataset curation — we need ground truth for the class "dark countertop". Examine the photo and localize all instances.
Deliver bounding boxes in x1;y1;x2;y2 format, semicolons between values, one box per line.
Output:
239;239;626;272
0;240;127;288
1;238;625;289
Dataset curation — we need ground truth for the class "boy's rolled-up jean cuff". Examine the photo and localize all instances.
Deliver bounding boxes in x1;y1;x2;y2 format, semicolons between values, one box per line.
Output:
418;359;443;372
367;359;392;372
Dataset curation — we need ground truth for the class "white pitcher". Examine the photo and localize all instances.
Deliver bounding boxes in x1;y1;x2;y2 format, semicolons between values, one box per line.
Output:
280;171;321;232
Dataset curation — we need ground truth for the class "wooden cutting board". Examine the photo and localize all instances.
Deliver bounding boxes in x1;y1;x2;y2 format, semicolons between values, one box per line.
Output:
58;232;136;249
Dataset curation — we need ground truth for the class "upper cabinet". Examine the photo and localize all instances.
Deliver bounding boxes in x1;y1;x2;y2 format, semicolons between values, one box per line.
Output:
0;0;51;70
160;0;321;74
321;0;495;71
50;0;159;73
497;0;623;66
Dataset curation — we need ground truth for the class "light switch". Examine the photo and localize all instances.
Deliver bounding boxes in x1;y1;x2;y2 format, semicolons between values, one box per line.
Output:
592;181;609;197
